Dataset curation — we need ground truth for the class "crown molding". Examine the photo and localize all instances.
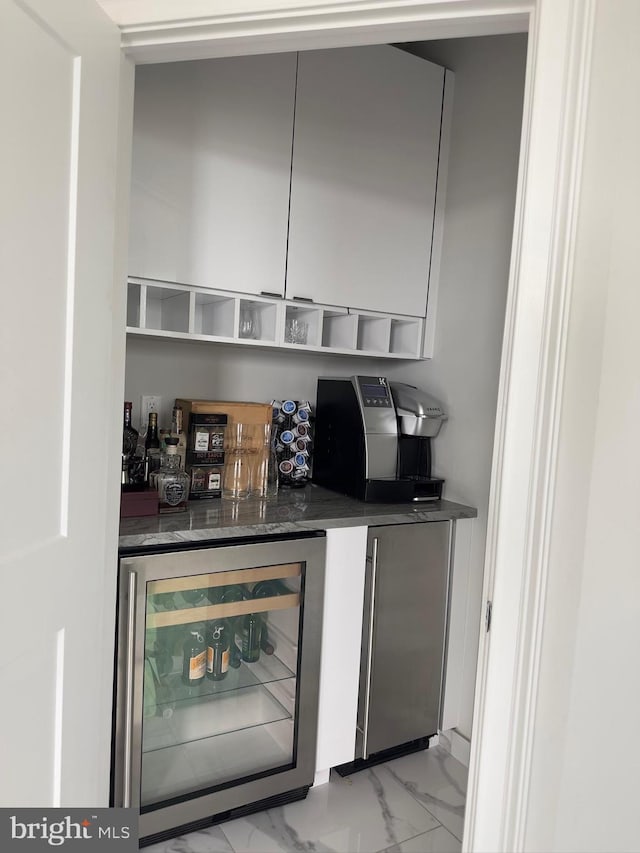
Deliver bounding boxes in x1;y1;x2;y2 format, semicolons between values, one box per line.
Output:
100;0;530;63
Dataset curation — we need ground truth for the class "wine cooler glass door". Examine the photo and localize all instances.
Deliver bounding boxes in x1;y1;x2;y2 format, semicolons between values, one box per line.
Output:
140;562;304;809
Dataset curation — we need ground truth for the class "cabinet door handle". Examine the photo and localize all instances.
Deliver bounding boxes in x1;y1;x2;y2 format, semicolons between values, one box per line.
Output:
260;291;283;299
291;295;314;303
362;537;378;761
123;570;137;808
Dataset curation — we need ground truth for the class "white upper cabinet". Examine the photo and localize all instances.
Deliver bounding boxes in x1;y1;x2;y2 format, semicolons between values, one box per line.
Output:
286;45;445;317
129;54;297;297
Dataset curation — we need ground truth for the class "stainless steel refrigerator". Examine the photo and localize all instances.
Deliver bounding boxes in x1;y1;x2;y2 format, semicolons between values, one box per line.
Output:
111;533;325;846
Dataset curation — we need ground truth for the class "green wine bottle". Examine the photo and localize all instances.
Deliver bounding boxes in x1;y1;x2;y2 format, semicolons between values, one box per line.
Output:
241;613;261;663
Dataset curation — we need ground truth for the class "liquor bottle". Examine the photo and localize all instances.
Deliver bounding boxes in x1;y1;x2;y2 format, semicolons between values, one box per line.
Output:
145;412;161;481
182;626;206;686
206;620;230;681
171;403;187;465
122;402;138;460
241;613;261;663
155;438;190;513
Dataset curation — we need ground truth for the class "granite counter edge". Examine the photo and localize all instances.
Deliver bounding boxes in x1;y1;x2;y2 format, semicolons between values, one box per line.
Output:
118;504;477;550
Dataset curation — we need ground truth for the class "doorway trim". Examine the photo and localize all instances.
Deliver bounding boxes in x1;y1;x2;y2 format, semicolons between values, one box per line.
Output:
110;1;595;849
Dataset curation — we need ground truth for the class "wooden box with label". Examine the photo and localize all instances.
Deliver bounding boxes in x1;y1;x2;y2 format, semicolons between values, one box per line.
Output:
185;412;227;500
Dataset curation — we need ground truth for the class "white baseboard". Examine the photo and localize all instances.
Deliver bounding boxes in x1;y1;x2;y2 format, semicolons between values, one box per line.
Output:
438;728;471;767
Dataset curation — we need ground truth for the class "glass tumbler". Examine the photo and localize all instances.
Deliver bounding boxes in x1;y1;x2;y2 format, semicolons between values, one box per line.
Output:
222;423;252;500
250;424;275;498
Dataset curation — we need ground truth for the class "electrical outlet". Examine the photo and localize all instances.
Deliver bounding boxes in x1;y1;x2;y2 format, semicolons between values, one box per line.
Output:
141;395;162;429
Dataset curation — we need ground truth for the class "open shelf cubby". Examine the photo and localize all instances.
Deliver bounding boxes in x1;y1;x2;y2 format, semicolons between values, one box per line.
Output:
127;277;426;359
238;298;279;344
390;317;422;357
145;286;191;334
357;313;392;353
193;292;236;338
283;304;322;348
321;309;358;350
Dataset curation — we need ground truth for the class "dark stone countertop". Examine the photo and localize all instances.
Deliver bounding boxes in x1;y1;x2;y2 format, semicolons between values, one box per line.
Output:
119;483;477;550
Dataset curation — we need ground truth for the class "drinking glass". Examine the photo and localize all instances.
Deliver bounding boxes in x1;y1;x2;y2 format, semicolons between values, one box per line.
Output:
239;306;260;340
285;316;308;345
250;424;275;498
222;423;253;500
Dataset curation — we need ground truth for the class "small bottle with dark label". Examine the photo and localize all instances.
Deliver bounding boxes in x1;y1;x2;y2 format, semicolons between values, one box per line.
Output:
206;621;230;681
182;627;206;686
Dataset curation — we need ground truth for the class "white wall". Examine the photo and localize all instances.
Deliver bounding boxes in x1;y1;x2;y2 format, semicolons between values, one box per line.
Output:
388;34;527;738
125;335;385;431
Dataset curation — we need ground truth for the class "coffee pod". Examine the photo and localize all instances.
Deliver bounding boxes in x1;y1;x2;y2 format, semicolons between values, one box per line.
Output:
281;400;297;416
271;401;285;424
292;407;309;425
297;401;312;412
294;423;311;440
293;453;308;469
280;429;295;445
279;459;294;475
294;439;309;454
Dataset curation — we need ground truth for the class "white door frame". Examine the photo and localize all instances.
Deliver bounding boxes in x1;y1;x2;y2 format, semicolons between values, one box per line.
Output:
106;1;596;849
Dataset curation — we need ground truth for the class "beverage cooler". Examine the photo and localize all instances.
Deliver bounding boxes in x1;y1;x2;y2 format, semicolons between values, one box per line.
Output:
111;533;326;846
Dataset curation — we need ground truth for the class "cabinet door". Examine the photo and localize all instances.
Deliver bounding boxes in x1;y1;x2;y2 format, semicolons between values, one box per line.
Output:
287;45;445;316
360;522;450;757
2;0;124;806
129;54;296;296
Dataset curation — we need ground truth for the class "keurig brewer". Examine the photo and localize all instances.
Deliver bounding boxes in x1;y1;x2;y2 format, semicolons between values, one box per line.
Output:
313;376;446;502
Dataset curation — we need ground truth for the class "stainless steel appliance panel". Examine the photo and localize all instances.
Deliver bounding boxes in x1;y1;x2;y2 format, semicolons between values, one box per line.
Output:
358;522;450;758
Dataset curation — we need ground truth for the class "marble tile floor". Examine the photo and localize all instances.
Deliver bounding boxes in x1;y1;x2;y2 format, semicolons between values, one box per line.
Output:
145;745;466;853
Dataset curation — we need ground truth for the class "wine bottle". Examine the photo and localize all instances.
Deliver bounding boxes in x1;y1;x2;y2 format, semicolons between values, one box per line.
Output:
145;412;161;482
221;585;247;668
182;627;206;686
122;402;138;460
241;613;261;663
206;620;230;681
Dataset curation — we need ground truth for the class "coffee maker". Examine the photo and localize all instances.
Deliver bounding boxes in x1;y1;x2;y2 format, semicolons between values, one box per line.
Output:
313;376;446;502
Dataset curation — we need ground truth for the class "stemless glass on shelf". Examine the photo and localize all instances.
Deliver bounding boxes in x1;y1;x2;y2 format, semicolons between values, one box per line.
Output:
284;315;308;345
239;305;260;340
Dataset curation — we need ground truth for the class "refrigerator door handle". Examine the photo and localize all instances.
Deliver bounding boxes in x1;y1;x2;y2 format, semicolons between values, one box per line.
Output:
362;536;379;760
123;569;137;808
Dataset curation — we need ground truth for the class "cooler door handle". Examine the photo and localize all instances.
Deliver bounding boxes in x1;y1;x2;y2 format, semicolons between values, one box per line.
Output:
123;570;137;808
362;537;379;760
